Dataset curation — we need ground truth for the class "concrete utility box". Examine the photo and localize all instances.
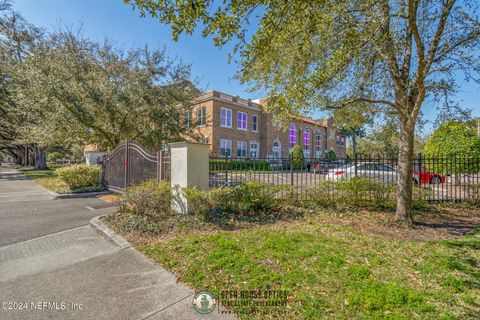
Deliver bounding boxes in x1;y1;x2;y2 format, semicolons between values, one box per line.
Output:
169;142;209;214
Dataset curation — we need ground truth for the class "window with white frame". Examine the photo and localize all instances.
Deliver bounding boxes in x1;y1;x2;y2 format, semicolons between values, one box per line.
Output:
250;142;259;159
237;111;247;130
237;141;247;157
184;111;192;128
220;107;232;128
196;107;206;126
252;115;258;132
316;131;322;151
272;139;281;158
220;139;232;157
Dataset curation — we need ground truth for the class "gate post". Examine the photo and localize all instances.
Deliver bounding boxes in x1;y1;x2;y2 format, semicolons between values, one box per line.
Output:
100;154;106;186
156;150;163;182
124;140;130;190
169;142;209;214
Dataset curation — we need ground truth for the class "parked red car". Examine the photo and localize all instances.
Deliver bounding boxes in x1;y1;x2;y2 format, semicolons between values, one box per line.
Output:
413;165;446;185
390;163;446;184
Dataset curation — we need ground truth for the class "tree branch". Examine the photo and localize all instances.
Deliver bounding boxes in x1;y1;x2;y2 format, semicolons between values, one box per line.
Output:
326;97;396;109
425;0;456;74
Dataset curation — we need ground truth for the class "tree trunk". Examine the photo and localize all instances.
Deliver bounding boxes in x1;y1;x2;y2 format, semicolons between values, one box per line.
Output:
34;147;48;170
395;117;415;223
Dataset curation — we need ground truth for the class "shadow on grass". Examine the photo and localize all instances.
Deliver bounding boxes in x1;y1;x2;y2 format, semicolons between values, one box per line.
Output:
439;229;480;294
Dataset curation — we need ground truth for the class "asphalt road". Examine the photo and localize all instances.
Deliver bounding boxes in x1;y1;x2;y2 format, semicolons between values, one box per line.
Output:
0;166;112;246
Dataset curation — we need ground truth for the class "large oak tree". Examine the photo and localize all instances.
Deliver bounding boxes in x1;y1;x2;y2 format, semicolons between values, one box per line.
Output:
126;0;480;222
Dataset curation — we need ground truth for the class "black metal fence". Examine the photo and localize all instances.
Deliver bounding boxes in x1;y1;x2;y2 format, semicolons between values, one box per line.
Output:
101;140;170;193
209;154;480;203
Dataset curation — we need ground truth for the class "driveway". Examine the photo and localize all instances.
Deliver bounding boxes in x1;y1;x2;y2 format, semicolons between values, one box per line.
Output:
0;167;113;246
0;166;233;320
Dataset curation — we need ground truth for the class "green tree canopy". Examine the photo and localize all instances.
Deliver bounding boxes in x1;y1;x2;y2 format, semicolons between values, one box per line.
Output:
424;121;480;156
126;0;480;221
15;31;196;151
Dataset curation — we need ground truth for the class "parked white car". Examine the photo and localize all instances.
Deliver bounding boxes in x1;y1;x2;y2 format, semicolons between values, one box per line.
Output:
326;162;398;182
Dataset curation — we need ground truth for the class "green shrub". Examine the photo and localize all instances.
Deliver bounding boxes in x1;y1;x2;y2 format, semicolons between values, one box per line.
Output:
47;151;64;162
107;180;205;235
290;145;305;169
411;186;432;209
327;149;337;161
55;165;100;189
209;159;270;171
336;177;395;207
306;177;431;209
185;181;286;224
120;180;172;220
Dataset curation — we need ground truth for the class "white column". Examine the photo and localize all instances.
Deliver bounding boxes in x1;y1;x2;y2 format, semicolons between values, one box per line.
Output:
169;142;209;214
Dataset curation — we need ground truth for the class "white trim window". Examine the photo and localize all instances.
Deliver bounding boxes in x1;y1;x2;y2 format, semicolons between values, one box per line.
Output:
196;106;207;126
220;107;232;128
316;130;323;158
184;111;192;128
237;141;247;157
237;111;247;130
316;131;322;152
272;139;281;159
250;141;259;159
252;115;258;132
220;139;232;157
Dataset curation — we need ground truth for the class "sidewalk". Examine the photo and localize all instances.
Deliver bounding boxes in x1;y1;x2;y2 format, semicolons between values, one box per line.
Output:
0;166;234;319
0;226;234;319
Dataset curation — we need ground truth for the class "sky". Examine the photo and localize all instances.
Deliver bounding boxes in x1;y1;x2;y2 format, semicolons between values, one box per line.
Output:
12;0;480;135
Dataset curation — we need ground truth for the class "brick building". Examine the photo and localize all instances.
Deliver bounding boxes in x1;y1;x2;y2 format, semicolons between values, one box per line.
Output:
186;91;346;159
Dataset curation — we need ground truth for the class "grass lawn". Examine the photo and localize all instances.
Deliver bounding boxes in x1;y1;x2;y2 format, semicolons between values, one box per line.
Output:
139;211;480;319
20;164;70;193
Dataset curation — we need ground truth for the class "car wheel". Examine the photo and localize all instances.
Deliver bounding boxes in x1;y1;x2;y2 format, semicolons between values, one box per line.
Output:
430;176;441;184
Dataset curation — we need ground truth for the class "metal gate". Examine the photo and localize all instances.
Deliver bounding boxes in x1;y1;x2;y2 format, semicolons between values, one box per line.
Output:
101;140;170;193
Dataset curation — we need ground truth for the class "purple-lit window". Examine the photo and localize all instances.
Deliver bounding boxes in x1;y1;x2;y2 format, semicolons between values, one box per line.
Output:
289;123;296;148
237;112;247;130
303;128;310;150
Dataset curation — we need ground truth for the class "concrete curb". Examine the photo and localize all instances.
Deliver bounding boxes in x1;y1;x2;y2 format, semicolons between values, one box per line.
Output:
49;190;111;199
89;216;132;250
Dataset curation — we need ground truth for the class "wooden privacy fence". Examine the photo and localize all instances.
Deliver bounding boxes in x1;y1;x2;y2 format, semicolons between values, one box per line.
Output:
101;140;170;193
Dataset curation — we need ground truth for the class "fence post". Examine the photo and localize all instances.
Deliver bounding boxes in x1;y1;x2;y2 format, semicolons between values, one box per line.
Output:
354;151;358;177
124;140;130;190
225;152;229;185
100;154;106;187
157;149;163;182
290;152;294;186
169;142;210;214
417;153;422;188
